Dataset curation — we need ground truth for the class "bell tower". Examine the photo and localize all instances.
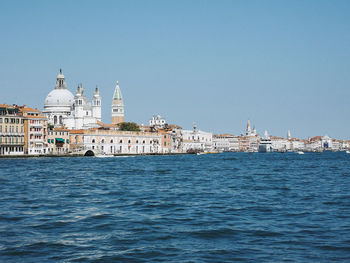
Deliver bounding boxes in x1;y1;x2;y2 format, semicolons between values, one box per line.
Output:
92;86;102;121
111;80;124;125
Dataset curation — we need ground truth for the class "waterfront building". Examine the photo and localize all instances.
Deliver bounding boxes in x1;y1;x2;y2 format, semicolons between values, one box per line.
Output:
213;134;236;152
47;128;70;154
182;124;213;153
321;135;333;149
159;130;172;153
238;135;259;152
0;104;25;155
43;69;102;129
306;136;322;151
306;135;333;151
111;81;125;125
19;106;48;155
228;136;240;152
270;136;290;152
290;138;306;151
69;128;161;155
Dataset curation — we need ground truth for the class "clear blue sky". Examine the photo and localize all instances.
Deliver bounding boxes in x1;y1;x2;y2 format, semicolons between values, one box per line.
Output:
0;0;349;139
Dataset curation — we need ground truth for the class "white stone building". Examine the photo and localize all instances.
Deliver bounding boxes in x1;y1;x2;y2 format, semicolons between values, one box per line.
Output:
213;134;239;152
182;124;213;153
70;129;162;155
43;69;102;130
149;115;167;128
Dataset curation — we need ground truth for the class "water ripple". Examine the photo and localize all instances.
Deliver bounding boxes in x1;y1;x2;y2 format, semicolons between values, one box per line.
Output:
0;152;350;262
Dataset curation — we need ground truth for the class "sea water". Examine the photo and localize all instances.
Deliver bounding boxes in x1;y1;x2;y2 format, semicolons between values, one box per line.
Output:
0;152;349;262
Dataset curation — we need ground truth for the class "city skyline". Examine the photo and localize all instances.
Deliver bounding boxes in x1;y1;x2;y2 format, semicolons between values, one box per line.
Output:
1;1;349;139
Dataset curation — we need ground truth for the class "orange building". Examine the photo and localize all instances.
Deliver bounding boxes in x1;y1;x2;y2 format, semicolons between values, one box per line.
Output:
19;106;48;155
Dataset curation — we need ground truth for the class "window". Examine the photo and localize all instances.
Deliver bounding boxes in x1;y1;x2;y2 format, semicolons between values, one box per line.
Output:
92;139;95;143
0;118;2;123
101;139;105;143
110;139;113;143
54;116;57;124
5;118;8;123
120;139;122;143
128;140;131;144
136;140;139;144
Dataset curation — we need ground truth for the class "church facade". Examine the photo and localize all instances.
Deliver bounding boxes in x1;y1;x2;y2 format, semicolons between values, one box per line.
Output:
43;69;124;129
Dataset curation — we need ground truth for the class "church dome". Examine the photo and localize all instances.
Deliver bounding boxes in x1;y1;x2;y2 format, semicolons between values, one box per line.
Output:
44;89;74;107
43;69;75;112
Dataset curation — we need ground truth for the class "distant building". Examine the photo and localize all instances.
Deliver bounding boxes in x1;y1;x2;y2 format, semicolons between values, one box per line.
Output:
47;128;70;154
213;134;239;152
149;115;167;129
111;81;125;125
182;124;213;153
19;106;48;155
70;128;161;155
43;69;103;129
238;120;259;152
0;104;25;155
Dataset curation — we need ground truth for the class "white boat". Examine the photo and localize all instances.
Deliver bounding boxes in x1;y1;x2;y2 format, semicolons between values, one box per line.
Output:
95;154;114;158
346;150;350;154
297;151;304;155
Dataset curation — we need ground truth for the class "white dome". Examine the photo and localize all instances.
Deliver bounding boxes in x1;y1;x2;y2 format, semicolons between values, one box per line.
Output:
44;89;74;108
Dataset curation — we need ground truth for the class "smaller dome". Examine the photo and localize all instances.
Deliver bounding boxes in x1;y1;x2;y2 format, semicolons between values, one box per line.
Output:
45;89;74;107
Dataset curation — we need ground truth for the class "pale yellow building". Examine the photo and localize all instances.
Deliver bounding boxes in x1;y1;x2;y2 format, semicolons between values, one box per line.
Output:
0;104;25;155
47;128;70;154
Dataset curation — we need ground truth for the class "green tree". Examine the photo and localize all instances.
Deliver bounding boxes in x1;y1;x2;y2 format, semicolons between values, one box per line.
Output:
118;122;140;131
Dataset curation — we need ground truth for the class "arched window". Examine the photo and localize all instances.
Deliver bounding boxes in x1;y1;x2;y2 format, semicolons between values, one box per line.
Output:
110;139;113;143
59;116;63;124
92;139;95;143
136;140;139;144
54;116;57;124
102;139;105;143
120;139;123;143
128;140;131;144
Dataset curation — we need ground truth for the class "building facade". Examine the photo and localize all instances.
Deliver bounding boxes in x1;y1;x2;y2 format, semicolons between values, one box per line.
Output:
20;106;48;155
47;128;70;154
43;69;102;130
0;104;25;155
70;128;161;155
182;124;213;153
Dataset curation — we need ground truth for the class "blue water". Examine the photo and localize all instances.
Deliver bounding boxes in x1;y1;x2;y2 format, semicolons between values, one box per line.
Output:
0;152;350;262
